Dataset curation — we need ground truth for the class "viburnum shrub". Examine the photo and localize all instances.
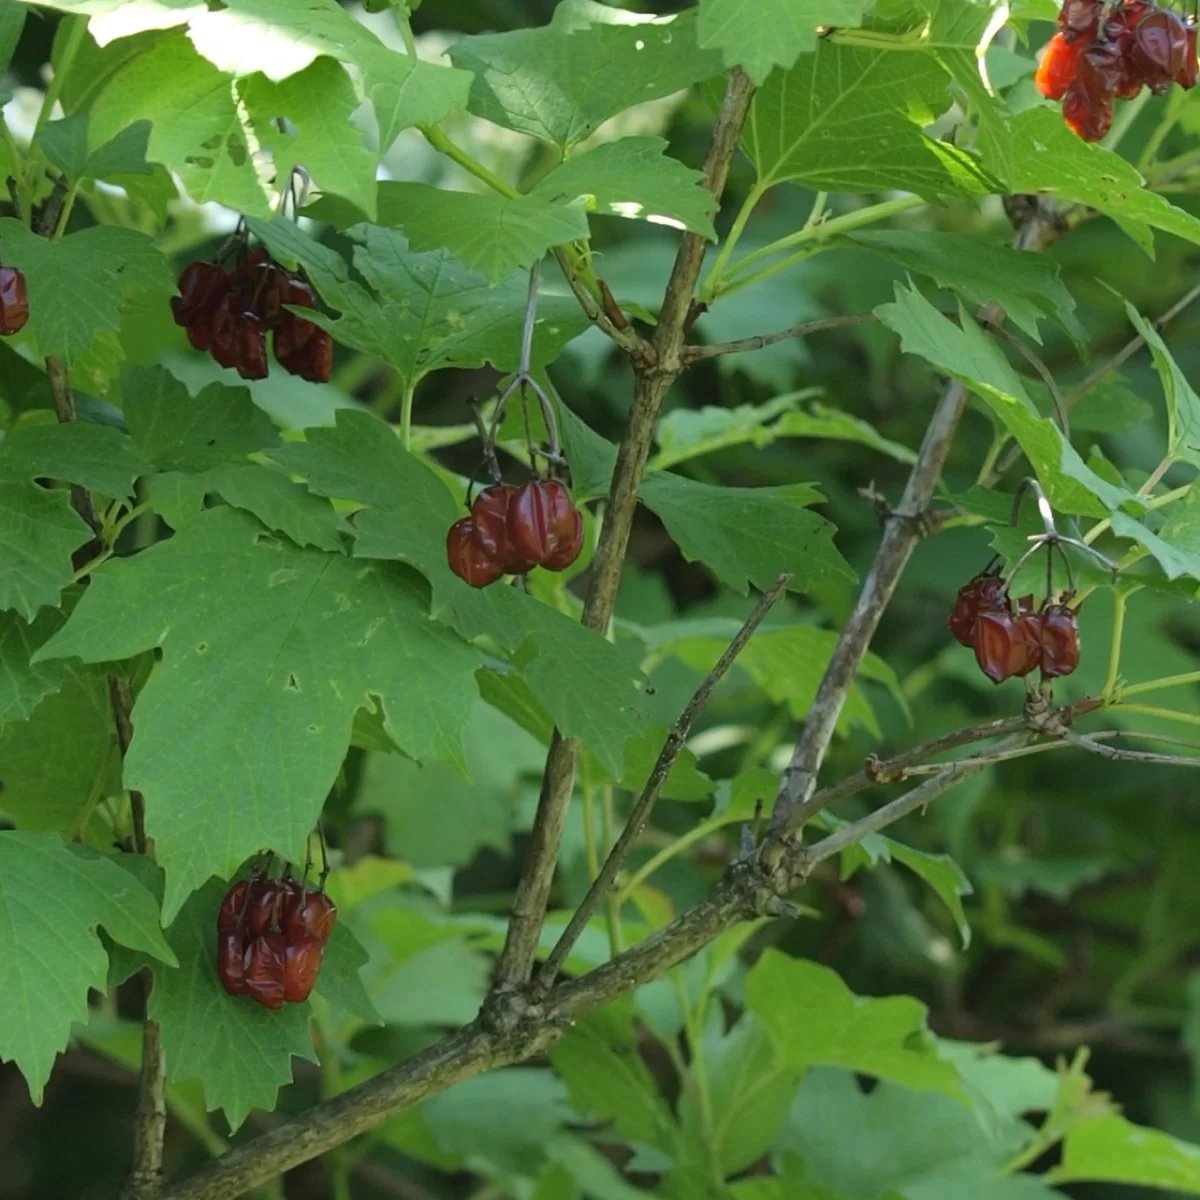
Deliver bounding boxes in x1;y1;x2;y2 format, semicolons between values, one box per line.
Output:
8;1;1200;1198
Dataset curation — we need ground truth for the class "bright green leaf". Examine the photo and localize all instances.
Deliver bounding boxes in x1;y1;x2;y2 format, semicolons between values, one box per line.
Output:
36;507;482;921
447;5;724;150
531;137;716;238
745;950;966;1097
698;0;866;83
1123;301;1200;470
35;114;153;182
0;832;175;1103
1049;1113;1200;1191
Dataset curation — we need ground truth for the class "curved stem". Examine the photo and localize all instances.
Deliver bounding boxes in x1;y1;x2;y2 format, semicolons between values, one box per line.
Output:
35;14;87;135
1120;669;1200;700
398;380;416;452
1103;589;1127;702
418;125;520;199
698;179;768;303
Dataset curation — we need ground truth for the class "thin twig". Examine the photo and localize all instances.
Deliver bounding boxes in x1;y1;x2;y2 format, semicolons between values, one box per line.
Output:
490;67;758;992
762;202;1065;857
802;735;1035;869
982;318;1070;439
552;245;649;360
1058;727;1200;767
46;355;100;537
537;572;789;988
681;313;877;361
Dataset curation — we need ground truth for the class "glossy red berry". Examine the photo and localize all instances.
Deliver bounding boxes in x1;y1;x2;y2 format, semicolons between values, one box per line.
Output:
508;480;584;571
281;888;337;945
469;486;534;575
243;932;288;1010
217;930;249;995
1130;8;1189;92
1039;603;1081;678
207;293;241;370
1037;32;1085;99
283;936;325;1003
1062;83;1113;141
447;518;505;588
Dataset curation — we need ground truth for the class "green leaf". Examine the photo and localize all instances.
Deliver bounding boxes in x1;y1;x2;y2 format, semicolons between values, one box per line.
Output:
272;411;648;775
776;1068;1052;1199
745;949;966;1097
240;55;378;221
881;839;974;948
354;698;544;868
0;420;149;502
35;114;153;183
1001;109;1200;256
0;1;25;78
531;137;716;239
37;507;482;921
698;0;866;83
603;725;715;802
1049;1113;1200;1191
148;463;348;551
365;56;473;155
122;365;281;471
641;473;855;595
550;1002;679;1152
0;603;72;733
976;854;1118;902
0;479;90;620
1111;511;1200;582
742;42;993;198
87;30;269;217
849;229;1083;345
313;923;382;1027
875;283;1132;517
0;833;175;1103
292;223;588;391
0;219;172;363
0;664;121;835
363;182;589;284
447;5;724;150
1122;301;1200;470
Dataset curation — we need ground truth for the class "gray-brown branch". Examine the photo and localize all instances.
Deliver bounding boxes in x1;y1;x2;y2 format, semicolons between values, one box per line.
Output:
491;66;759;989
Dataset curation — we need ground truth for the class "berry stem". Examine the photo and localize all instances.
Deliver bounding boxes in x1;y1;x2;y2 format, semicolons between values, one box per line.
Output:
698;178;769;303
1102;588;1127;701
398;379;415;452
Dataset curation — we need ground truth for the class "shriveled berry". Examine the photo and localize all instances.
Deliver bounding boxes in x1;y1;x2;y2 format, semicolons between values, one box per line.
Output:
1036;32;1085;99
245;878;282;937
1059;0;1102;39
217;880;250;932
236;311;269;380
447;518;505;588
508;480;584;570
171;261;228;329
207;293;241;371
1040;603;1081;677
283;936;325;1003
1177;22;1198;88
1062;84;1113;141
0;265;29;335
243;933;288;1010
947;574;1007;647
1130;8;1189;93
972;607;1042;684
216;930;249;995
281;888;337;945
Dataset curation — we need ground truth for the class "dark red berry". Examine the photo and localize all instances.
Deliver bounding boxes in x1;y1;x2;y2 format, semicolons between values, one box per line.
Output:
1177;22;1198;88
281;888;337;945
946;574;1007;647
235;311;269;381
245;878;282;937
171;261;228;329
1040;603;1081;678
207;293;241;370
469;486;534;575
217;930;249;995
508;480;584;571
243;933;288;1010
972;607;1042;684
1062;83;1113;140
1130;8;1189;93
1059;0;1102;40
283;937;324;1003
0;265;29;336
217;880;250;932
447;518;505;588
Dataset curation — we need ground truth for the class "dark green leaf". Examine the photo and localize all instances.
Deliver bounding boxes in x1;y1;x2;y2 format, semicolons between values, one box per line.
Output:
0;420;149;502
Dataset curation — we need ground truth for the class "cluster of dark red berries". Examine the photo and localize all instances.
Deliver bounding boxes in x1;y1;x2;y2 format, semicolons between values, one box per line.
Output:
171;248;332;383
0;264;28;334
948;570;1082;684
447;479;584;588
216;873;337;1009
1036;0;1198;140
